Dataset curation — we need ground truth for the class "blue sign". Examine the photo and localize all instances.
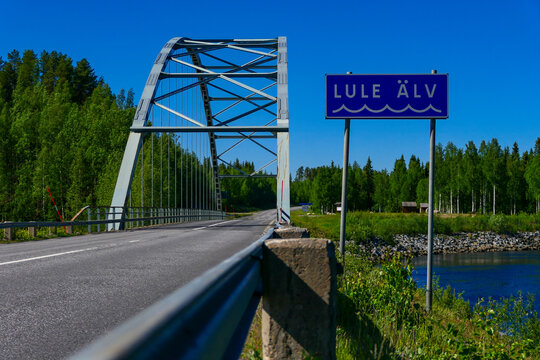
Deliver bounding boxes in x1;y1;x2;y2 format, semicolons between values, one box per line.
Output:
325;74;448;119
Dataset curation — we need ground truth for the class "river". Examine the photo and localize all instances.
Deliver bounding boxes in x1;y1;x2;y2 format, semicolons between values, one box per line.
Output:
411;250;540;312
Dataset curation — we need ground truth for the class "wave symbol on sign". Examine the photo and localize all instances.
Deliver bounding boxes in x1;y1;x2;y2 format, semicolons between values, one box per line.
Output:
332;104;442;114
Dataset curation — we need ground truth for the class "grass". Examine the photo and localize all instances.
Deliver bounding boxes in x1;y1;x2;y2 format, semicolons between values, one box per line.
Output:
292;211;540;245
240;247;540;359
0;226;85;243
241;303;264;360
336;253;539;359
286;210;540;359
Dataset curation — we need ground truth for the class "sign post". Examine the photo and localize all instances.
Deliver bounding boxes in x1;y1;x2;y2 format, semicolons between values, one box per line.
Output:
325;72;448;313
339;71;352;257
426;69;437;313
339;117;350;256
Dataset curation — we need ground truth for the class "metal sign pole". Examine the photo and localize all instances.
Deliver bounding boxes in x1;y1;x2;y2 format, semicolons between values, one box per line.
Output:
339;73;353;257
426;69;437;312
339;118;350;256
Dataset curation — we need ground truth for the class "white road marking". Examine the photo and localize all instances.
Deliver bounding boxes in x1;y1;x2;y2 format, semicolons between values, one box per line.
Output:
0;247;98;266
129;240;140;243
194;220;236;231
208;221;230;227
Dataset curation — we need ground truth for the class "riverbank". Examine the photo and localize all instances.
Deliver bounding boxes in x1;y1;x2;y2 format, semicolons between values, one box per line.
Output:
291;211;540;260
334;253;540;359
289;211;540;359
353;231;540;260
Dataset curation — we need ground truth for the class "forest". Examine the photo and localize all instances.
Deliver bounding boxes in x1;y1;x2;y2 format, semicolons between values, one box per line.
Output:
0;49;139;221
0;49;538;221
292;138;540;215
0;50;217;222
0;49;275;221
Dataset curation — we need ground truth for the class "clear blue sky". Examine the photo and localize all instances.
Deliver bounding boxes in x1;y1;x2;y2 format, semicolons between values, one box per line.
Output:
2;0;539;173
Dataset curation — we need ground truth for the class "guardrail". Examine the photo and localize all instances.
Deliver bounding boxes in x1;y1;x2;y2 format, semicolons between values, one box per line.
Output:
1;207;225;240
70;227;274;360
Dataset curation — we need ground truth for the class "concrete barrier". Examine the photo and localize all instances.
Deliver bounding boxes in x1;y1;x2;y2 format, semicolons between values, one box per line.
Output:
28;224;36;238
4;222;13;241
262;238;337;360
273;226;309;239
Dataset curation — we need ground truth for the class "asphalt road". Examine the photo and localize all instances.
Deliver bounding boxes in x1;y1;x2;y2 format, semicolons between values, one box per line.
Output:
0;210;276;360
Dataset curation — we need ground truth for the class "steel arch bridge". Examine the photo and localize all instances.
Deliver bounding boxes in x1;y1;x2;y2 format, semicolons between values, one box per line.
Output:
109;37;290;229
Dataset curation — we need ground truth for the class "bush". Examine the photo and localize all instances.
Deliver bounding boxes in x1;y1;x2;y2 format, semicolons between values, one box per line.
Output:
489;214;509;233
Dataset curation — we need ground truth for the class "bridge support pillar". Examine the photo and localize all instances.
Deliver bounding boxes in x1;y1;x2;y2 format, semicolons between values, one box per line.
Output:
262;238;337;360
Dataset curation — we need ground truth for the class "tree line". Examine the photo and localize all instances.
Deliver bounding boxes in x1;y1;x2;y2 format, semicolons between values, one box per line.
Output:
0;49;274;221
219;160;276;212
1;49;538;220
0;49;142;221
292;138;540;215
0;50;220;221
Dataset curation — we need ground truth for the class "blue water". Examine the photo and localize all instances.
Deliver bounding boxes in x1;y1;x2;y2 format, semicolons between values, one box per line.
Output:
411;251;540;312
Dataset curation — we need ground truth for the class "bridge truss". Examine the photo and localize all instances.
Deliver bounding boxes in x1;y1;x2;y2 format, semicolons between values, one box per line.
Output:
109;37;290;228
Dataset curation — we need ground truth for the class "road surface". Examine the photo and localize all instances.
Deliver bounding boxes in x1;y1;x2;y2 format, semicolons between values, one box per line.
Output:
0;210;275;359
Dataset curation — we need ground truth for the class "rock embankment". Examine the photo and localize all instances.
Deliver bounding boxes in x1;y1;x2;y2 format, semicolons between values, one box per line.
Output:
349;231;540;260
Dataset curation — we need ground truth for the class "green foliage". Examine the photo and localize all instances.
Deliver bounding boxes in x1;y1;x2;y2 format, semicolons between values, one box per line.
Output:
0;48;229;221
292;138;540;216
292;211;539;246
475;292;539;342
312;163;341;213
241;346;262;360
488;214;508;233
0;49;134;221
337;253;540;359
291;214;540;359
219;160;276;212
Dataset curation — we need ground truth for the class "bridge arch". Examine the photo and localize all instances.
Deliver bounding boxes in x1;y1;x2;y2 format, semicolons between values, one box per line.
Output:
109;38;290;228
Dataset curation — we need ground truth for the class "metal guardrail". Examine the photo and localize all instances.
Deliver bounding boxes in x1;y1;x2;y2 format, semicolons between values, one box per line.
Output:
0;207;225;234
70;227;274;360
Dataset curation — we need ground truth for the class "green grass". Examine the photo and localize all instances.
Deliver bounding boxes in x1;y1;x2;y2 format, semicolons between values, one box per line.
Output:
292;211;540;245
336;254;539;359
292;211;540;359
0;226;85;243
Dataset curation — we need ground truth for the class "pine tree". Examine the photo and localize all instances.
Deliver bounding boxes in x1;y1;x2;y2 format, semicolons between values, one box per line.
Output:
72;58;98;104
39;51;74;96
126;88;135;108
404;155;423;205
0;50;20;103
389;155;407;211
363;157;375;210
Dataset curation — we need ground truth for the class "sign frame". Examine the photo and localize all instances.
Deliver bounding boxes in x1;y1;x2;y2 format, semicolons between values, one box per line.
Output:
327;70;448;313
325;73;448;119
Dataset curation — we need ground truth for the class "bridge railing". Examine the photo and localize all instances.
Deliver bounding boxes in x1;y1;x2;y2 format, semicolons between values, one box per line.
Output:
0;206;225;240
70;227;274;360
103;206;224;230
